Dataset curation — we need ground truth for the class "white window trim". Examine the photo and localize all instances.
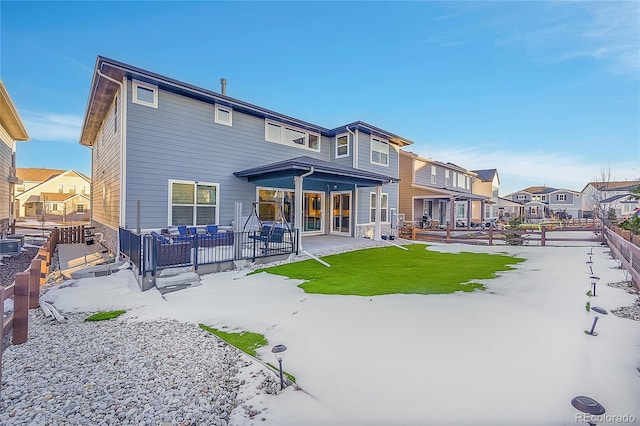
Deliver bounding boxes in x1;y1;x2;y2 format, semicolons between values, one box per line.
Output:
335;133;349;158
168;179;220;226
132;79;158;109
369;192;390;223
214;104;233;127
431;166;437;184
264;120;321;152
370;136;389;167
557;194;566;201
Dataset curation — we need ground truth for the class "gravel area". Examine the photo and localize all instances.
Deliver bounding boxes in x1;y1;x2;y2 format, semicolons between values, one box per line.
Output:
0;311;279;425
608;280;640;321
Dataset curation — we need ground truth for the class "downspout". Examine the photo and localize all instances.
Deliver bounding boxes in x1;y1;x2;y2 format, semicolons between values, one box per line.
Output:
96;69;125;257
345;126;357;169
294;167;314;251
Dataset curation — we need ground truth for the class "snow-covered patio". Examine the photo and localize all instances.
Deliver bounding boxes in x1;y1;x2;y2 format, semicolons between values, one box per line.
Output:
42;242;639;425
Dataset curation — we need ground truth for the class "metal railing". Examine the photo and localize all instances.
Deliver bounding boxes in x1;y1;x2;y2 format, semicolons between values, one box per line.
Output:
119;228;299;277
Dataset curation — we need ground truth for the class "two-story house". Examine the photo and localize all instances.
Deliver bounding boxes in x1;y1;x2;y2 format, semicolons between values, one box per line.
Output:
581;180;640;220
398;150;490;228
470;169;500;224
79;56;413;253
0;80;29;233
505;186;583;220
15;168;91;219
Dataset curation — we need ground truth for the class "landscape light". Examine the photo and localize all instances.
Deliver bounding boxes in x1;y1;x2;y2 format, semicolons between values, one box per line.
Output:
271;344;288;391
589;275;600;296
587;306;608;336
571;395;605;426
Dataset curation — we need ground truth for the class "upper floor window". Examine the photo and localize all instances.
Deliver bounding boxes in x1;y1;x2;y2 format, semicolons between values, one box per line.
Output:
214;105;233;127
557;194;566;201
265;120;320;151
336;134;349;158
541;195;547;201
132;80;158;108
58;184;64;193
77;204;85;213
445;170;450;186
371;137;389;166
516;194;526;200
69;185;76;194
431;166;437;184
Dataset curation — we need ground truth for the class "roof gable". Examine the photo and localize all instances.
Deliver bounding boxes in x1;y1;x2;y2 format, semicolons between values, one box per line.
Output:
16;167;66;182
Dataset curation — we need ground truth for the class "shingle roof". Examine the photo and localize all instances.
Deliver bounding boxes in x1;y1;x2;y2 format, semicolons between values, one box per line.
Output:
521;186;557;194
16;168;66;182
471;169;497;182
234;155;399;186
586;181;640;192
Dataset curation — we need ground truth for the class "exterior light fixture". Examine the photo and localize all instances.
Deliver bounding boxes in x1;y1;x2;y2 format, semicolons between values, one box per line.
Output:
586;306;608;336
271;344;288;390
589;275;600;296
571;395;605;426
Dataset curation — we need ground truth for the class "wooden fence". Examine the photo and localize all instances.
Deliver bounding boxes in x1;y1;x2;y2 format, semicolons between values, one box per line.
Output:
52;225;85;244
604;227;640;290
0;231;56;396
408;226;604;246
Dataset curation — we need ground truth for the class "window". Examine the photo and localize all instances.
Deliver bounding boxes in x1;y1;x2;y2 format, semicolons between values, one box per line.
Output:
557;194;566;201
431;166;437;184
541;195;547;201
52;204;58;212
371;137;389;166
445;170;450;186
81;186;86;195
516;194;526;200
336;134;349;158
370;193;389;222
69;185;76;195
77;204;84;213
265;120;320;151
214;105;233;126
58;184;64;193
456;202;466;219
169;180;219;226
16;186;24;192
465;175;470;190
132;80;158;108
258;188;295;224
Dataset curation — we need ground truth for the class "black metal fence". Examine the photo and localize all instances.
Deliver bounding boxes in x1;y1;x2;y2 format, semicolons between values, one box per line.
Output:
119;228;299;277
119;228;142;271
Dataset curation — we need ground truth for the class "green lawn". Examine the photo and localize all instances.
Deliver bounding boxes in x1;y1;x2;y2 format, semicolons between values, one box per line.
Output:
256;244;524;296
199;325;267;358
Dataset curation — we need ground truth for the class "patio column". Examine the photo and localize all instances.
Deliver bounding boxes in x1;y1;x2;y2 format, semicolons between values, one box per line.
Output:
374;185;382;240
467;199;472;227
294;175;304;251
294;168;314;252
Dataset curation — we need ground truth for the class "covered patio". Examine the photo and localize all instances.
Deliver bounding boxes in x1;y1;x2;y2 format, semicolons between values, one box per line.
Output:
235;156;400;250
410;184;491;229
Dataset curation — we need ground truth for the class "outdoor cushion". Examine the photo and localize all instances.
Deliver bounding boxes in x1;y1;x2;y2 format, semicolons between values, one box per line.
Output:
177;225;188;236
167;226;181;236
206;225;219;235
188;226;197;235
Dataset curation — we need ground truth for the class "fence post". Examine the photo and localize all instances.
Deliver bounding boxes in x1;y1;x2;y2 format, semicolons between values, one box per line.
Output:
541;227;546;246
13;272;30;345
412;227;416;240
488;227;493;246
29;259;41;309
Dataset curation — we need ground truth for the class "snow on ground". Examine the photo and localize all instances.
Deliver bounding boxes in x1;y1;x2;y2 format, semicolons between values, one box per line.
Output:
42;242;640;426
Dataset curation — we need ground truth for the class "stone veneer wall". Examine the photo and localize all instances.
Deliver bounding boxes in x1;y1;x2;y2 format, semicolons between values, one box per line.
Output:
355;224;396;239
92;221;119;255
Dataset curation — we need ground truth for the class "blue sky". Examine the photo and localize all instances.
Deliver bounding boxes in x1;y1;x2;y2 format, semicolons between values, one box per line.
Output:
1;1;638;195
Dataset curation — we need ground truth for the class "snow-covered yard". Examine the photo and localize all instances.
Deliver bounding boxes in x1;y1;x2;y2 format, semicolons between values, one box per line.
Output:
42;243;639;425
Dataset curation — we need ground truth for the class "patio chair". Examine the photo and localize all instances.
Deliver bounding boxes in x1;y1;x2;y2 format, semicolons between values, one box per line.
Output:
249;224;285;253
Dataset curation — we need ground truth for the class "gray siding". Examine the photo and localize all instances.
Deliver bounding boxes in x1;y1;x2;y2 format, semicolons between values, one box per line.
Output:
92;91;121;230
331;133;353;169
125;85;332;229
356;183;399;225
0;130;11;221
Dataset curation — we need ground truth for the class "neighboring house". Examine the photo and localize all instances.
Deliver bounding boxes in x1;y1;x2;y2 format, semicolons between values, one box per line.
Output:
470;169;500;223
504;186;584;220
14;169;91;218
581;180;640;220
496;197;525;220
79;56;413;253
0;80;29;233
398;150;490;228
15;167;66;193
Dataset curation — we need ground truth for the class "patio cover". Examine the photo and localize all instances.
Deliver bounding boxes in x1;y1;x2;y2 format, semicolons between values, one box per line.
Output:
234;155;399;187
